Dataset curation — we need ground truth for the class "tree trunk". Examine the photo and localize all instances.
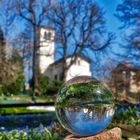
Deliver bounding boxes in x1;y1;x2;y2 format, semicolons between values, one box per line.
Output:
61;58;68;81
62;68;68;81
30;26;40;98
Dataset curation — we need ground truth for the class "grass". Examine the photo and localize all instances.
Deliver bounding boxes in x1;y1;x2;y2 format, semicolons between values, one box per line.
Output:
0;94;55;104
0;107;50;114
0;94;55;114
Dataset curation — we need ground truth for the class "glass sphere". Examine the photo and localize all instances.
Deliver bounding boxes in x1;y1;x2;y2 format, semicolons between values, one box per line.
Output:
55;76;115;136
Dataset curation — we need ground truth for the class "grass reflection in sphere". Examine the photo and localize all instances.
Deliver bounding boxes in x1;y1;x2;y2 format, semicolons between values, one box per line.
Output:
55;76;115;136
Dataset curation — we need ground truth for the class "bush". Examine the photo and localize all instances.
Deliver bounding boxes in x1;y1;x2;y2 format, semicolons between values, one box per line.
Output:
0;85;3;96
0;127;64;140
0;75;25;96
25;75;63;96
26;74;63;96
113;107;140;125
46;80;63;95
38;75;50;95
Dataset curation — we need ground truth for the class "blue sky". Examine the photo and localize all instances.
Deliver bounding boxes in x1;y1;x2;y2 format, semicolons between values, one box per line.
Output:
92;0;140;81
97;0;121;33
1;0;140;82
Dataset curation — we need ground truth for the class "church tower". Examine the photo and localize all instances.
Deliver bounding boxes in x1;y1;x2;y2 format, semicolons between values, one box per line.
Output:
39;27;55;74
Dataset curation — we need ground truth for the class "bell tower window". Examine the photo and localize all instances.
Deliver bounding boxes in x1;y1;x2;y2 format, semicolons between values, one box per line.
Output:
48;32;51;40
44;32;47;40
78;60;80;65
44;31;52;40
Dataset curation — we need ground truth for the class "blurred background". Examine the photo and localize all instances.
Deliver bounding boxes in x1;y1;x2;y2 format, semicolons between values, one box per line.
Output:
0;0;139;139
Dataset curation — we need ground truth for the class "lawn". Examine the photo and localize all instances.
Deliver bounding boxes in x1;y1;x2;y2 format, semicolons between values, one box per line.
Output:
0;94;55;114
0;94;55;104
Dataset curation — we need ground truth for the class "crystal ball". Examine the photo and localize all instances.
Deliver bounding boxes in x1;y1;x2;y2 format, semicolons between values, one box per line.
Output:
55;76;115;136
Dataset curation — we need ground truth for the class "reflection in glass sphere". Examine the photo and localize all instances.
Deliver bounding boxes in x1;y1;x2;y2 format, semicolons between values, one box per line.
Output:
55;76;115;136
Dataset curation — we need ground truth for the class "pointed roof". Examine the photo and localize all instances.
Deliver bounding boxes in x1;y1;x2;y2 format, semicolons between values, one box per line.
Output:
40;25;55;31
112;63;140;73
49;54;91;67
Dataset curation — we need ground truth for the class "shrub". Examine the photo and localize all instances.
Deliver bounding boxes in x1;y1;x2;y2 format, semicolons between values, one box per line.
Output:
0;128;64;140
27;75;63;96
46;80;63;95
113;107;140;125
1;75;25;96
0;85;3;96
38;75;50;95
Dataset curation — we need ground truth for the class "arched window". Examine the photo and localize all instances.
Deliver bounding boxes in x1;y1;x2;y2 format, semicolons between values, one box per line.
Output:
48;32;51;40
44;31;52;40
44;32;47;40
78;60;81;65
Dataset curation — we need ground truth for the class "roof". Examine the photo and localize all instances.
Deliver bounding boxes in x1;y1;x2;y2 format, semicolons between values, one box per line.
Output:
49;54;91;67
46;26;55;31
112;63;140;73
40;25;55;31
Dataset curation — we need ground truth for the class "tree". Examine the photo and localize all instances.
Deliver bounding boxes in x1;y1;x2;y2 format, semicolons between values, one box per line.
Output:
0;26;23;87
116;0;140;50
13;24;33;88
0;0;16;37
11;0;51;92
0;0;17;60
48;0;113;80
0;27;6;84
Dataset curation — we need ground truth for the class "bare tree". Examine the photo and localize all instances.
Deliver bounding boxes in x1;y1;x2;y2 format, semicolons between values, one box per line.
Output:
1;0;16;36
0;1;24;90
11;0;51;92
12;24;33;87
0;26;23;86
115;0;140;72
48;0;113;80
116;0;140;50
0;27;6;78
0;0;17;59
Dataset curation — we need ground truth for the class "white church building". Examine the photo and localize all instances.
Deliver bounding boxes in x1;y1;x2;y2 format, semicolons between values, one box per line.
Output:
39;27;92;81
